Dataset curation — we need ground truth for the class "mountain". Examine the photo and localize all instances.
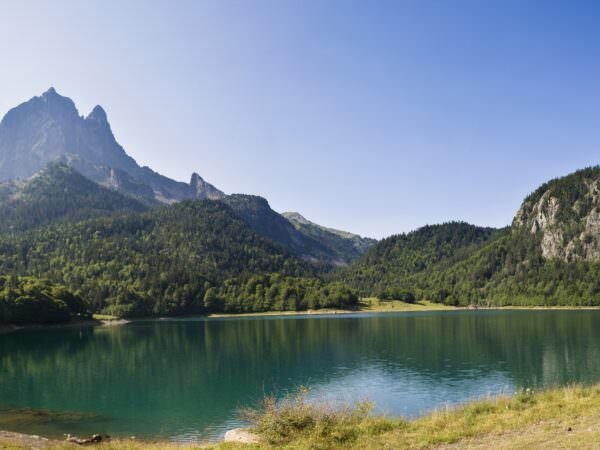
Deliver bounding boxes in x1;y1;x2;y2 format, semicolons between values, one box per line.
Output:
0;200;314;317
513;166;600;261
282;212;376;264
0;88;224;203
0;88;371;266
222;195;333;263
0;162;147;232
336;222;504;295
341;166;600;307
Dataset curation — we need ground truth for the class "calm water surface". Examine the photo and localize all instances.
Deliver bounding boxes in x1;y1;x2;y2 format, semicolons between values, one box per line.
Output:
2;310;600;441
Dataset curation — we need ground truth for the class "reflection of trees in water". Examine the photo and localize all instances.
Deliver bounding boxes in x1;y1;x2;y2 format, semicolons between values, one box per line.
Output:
1;311;600;436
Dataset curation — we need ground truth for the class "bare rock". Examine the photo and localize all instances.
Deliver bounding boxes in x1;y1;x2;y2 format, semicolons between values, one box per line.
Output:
223;428;261;444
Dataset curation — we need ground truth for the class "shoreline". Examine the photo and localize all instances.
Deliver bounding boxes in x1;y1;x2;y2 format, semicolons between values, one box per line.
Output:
0;317;130;335
3;383;600;448
4;302;600;333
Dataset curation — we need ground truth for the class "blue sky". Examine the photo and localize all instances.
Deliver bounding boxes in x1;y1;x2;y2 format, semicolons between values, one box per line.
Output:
1;1;599;239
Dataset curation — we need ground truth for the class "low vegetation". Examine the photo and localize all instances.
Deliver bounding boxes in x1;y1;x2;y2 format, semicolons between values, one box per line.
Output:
235;383;600;448
3;384;600;449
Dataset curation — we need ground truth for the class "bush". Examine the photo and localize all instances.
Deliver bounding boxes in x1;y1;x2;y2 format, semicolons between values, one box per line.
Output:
377;288;416;303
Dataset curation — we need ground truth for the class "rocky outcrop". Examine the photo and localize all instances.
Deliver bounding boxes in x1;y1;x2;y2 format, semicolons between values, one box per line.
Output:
190;172;225;200
0;88;223;204
513;167;600;261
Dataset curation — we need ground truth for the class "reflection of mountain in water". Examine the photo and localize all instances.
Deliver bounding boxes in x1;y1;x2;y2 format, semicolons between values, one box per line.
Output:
2;311;600;439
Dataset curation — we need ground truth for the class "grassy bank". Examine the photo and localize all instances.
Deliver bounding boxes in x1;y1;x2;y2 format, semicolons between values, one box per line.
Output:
208;299;458;318
3;384;600;449
226;384;600;449
208;300;600;319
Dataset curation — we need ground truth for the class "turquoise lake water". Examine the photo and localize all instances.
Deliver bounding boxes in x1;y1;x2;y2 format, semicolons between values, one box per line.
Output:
2;310;600;441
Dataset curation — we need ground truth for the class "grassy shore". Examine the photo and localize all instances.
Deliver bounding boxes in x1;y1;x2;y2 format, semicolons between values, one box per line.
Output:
3;384;600;449
208;299;458;318
208;299;600;319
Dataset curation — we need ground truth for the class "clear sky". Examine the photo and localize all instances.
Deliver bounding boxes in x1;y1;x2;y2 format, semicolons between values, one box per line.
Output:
1;1;599;239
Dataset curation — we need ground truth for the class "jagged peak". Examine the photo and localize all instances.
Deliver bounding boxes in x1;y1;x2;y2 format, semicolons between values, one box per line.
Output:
86;105;108;123
36;87;78;114
190;172;225;200
190;172;204;184
43;87;58;96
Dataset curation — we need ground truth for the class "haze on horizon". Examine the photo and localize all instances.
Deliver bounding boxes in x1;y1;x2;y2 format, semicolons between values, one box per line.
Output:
1;0;599;239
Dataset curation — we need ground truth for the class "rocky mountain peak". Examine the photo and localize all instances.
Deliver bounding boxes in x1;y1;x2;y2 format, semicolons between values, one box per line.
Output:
42;87;58;97
190;172;225;200
38;87;78;114
86;105;108;123
0;89;226;205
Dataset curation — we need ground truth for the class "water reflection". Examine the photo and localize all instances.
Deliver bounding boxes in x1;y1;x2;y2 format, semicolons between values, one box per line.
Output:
1;310;600;440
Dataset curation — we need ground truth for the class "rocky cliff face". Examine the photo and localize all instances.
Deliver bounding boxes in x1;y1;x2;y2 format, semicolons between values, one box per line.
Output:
0;88;224;203
513;167;600;261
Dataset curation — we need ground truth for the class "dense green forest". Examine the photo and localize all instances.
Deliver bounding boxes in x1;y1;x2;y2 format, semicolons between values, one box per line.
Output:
4;161;600;324
222;194;335;266
0;275;86;324
207;273;358;313
0;200;360;321
339;223;600;307
335;222;506;296
0;163;147;233
411;225;600;307
338;167;600;307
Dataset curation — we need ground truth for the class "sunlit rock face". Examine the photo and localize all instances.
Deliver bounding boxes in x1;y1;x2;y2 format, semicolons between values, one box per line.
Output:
0;88;223;203
513;167;600;261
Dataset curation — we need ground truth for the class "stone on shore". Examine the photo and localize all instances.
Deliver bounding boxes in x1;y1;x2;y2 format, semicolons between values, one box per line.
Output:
223;428;261;444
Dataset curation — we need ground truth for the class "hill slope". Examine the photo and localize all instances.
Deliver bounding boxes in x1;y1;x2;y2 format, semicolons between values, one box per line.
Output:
342;167;600;307
0;89;369;267
282;212;376;265
0;200;314;316
0;163;147;232
223;195;351;266
336;222;504;295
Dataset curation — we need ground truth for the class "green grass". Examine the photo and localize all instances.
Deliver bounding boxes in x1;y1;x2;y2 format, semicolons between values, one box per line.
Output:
358;298;458;312
4;385;600;449
222;384;600;449
91;314;120;321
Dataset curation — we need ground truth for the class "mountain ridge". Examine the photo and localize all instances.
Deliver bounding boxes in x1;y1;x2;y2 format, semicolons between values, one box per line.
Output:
0;88;372;266
282;211;377;264
0;87;224;203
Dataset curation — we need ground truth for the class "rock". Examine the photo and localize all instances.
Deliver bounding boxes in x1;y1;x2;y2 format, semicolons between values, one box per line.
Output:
223;428;261;444
65;434;109;445
513;169;600;262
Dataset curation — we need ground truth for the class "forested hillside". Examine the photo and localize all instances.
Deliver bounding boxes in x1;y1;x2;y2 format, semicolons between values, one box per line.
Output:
0;89;373;268
207;273;358;313
335;222;505;296
223;194;337;266
0;200;360;319
282;212;376;265
0;163;147;232
341;167;600;307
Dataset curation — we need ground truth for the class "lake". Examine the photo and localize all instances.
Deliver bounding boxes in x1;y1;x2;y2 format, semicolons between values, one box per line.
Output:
2;310;600;441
